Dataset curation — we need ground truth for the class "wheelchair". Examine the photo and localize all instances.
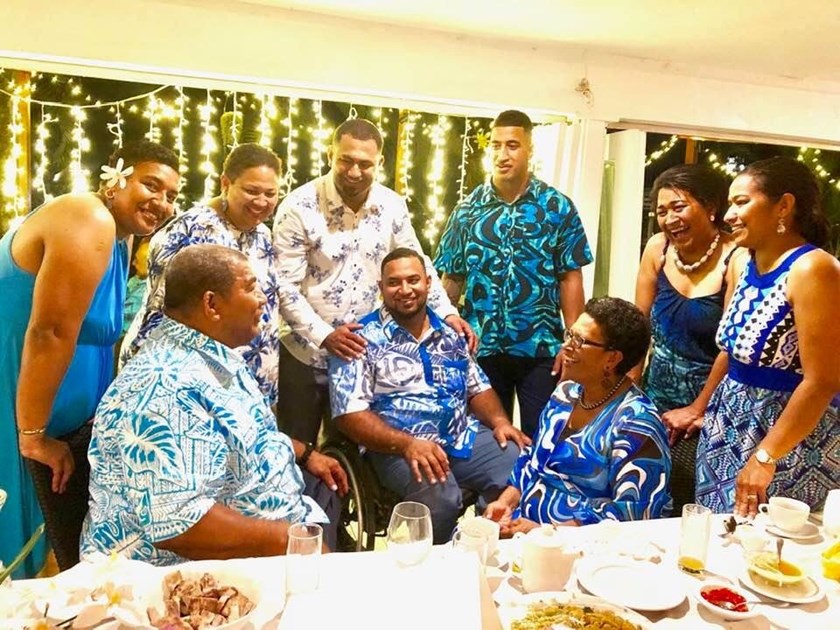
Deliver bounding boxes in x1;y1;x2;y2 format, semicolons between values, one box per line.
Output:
320;437;478;552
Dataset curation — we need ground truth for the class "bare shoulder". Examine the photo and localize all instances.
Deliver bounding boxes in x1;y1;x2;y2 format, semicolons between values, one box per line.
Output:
38;193;115;235
790;247;840;284
639;232;666;269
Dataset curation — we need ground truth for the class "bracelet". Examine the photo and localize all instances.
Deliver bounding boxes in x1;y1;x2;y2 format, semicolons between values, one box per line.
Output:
18;427;47;436
299;442;315;467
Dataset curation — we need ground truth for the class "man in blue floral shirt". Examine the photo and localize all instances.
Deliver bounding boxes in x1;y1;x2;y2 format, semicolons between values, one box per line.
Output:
81;245;346;564
434;110;593;439
330;248;529;543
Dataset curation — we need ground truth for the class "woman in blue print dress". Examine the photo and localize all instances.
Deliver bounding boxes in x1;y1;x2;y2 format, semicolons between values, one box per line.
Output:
697;157;840;516
484;298;671;533
0;142;179;576
634;165;741;513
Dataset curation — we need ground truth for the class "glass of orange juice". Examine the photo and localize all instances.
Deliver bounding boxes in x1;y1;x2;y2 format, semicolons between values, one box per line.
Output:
678;504;712;573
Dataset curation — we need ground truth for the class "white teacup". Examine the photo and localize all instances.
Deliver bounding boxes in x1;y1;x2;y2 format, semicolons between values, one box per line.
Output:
456;516;500;557
759;497;810;533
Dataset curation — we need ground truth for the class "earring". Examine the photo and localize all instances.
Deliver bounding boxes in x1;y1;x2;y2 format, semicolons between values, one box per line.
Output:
777;218;786;234
104;189;115;210
710;214;716;222
221;198;229;216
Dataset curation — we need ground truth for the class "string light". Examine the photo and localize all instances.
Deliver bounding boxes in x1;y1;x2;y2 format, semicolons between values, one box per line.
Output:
144;94;161;143
284;97;299;193
457;116;471;203
173;86;189;207
397;111;418;201
231;91;240;148
257;93;276;149
645;134;679;166
705;152;744;178
199;89;219;201
423;114;450;244
69;105;92;193
309;100;330;179
798;147;840;190
2;80;28;219
31;105;55;202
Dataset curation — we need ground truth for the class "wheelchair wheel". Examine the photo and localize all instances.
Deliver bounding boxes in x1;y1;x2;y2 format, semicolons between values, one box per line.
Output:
320;444;377;552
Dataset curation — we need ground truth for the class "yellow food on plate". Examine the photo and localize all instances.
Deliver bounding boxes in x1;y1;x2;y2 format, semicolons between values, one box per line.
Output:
748;552;805;586
821;540;840;580
511;601;641;630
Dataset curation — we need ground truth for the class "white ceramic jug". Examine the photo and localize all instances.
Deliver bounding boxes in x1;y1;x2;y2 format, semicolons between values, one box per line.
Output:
516;525;579;593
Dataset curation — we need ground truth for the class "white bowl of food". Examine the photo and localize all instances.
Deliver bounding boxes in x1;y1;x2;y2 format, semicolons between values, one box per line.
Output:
694;582;759;621
146;565;261;630
747;552;806;587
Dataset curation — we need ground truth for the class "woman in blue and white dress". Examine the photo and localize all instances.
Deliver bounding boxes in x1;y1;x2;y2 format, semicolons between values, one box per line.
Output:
121;143;282;407
484;297;672;533
696;157;840;516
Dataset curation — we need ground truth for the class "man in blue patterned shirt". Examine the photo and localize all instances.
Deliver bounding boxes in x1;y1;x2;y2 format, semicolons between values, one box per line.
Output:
330;248;530;543
81;245;347;564
434;110;593;439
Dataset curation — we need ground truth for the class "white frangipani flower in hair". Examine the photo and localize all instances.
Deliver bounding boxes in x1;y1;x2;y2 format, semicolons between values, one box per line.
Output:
99;157;134;190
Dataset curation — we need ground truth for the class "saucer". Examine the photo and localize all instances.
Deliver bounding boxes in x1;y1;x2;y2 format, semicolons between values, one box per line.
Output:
740;568;824;604
766;522;821;541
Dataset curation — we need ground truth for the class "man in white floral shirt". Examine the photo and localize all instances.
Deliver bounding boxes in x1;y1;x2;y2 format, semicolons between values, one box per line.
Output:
273;119;474;445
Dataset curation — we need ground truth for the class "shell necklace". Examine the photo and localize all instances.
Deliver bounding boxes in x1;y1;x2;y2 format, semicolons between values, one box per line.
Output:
578;375;628;411
670;231;721;273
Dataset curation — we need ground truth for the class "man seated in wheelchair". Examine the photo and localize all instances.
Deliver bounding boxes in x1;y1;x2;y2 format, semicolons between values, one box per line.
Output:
329;247;531;543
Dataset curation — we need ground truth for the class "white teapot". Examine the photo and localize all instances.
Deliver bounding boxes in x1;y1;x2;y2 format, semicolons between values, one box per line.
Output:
515;524;580;593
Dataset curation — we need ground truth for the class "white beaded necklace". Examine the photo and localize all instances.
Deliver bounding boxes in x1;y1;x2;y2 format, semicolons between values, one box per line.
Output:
669;231;721;273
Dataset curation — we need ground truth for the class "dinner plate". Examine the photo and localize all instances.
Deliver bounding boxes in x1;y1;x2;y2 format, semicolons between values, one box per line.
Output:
766;522;821;541
497;590;651;630
739;568;825;604
576;559;685;611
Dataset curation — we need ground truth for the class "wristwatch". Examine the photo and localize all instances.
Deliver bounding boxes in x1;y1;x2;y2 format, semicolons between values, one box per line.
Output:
299;442;315;467
755;448;777;465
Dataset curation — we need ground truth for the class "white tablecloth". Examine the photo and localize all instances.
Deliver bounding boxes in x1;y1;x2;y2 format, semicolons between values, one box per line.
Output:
5;514;838;630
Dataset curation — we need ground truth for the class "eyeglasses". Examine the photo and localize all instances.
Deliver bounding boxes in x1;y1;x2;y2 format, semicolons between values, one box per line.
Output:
563;329;611;350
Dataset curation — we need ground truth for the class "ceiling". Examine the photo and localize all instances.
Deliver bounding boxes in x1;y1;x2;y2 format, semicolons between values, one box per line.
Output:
244;0;840;86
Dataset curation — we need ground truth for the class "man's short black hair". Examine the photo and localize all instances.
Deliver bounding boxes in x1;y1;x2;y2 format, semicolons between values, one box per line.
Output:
164;244;248;311
380;247;425;274
332;118;383;151
108;140;179;173
492;110;533;133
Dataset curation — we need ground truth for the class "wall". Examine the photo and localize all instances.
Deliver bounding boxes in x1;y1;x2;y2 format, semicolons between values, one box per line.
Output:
2;0;840;146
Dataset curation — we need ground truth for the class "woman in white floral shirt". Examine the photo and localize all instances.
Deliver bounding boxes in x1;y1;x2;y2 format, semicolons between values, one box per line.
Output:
121;143;282;406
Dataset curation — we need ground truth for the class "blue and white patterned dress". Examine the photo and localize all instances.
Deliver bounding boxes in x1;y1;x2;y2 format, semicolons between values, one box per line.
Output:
81;317;326;566
120;204;280;406
696;244;840;512
511;381;672;524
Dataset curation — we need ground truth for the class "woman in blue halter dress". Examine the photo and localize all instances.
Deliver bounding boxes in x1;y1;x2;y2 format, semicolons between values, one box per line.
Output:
696;157;840;515
635;165;739;513
0;142;179;577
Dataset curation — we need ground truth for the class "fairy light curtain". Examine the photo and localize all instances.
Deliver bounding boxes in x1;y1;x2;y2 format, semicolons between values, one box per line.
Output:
0;67;492;253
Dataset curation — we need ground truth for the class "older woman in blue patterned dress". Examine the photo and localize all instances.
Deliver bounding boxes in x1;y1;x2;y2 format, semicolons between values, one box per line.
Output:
121;144;282;406
485;298;671;533
697;157;840;516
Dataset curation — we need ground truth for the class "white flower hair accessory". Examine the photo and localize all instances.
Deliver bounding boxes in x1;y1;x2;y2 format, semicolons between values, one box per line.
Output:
99;157;134;190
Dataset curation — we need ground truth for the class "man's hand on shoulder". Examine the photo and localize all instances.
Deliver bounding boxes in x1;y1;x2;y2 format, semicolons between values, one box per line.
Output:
321;322;367;360
305;450;349;496
492;424;531;450
402;438;450;485
444;314;477;353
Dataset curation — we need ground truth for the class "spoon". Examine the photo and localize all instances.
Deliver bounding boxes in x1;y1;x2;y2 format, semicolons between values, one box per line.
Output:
718;599;790;611
776;537;784;566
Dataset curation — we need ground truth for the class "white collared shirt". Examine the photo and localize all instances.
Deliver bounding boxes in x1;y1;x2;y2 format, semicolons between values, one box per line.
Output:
273;172;457;369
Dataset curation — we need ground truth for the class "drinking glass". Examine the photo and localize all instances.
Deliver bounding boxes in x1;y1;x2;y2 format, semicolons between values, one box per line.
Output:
286;522;323;594
678;504;712;573
823;489;840;539
387;501;433;567
451;528;490;566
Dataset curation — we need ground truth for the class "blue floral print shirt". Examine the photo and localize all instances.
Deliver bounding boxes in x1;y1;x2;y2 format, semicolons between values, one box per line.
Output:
120;204;280;406
434;176;593;358
511;381;672;524
329;306;491;458
81;317;326;566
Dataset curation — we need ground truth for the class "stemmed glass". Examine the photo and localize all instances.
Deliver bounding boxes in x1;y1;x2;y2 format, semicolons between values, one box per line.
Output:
387;501;433;567
286;523;323;595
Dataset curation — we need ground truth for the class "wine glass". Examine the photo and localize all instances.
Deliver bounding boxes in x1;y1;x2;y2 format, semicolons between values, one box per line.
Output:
387;501;433;567
286;523;323;594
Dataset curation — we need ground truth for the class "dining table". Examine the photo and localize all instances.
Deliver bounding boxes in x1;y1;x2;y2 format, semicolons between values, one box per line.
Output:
3;513;837;629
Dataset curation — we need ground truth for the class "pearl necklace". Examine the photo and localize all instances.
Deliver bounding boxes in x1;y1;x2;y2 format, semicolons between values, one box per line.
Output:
578;375;628;410
669;231;721;273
